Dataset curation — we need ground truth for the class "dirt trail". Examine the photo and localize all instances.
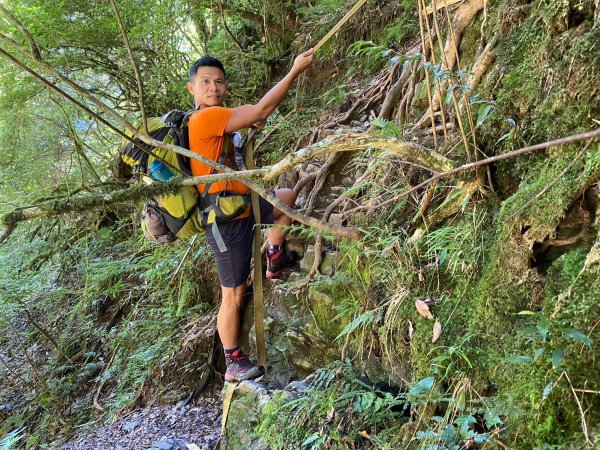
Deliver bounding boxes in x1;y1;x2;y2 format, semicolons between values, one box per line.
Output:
58;387;222;450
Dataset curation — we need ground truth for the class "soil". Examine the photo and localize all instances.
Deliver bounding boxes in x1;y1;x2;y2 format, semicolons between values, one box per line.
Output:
58;385;222;450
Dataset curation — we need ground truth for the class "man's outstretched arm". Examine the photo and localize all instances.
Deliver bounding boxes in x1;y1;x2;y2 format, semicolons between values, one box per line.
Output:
225;49;314;133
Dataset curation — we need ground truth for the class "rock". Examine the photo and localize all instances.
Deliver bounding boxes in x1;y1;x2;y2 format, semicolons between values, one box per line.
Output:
123;421;141;432
308;289;333;306
319;251;339;276
328;213;344;226
340;176;355;186
285;238;305;258
291;357;315;371
285;271;303;283
299;245;316;272
151;439;176;450
285;329;310;346
286;380;310;392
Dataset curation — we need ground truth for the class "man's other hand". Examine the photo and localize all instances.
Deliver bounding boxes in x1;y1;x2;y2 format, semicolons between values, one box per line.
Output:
251;119;266;132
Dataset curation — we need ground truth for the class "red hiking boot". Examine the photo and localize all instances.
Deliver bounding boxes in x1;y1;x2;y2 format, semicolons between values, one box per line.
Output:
224;349;264;382
266;247;297;279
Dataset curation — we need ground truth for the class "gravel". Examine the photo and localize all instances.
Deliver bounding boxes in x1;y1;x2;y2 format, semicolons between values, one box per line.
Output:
58;389;222;450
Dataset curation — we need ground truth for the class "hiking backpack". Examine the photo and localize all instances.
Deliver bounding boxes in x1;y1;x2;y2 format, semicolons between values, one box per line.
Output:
119;110;250;245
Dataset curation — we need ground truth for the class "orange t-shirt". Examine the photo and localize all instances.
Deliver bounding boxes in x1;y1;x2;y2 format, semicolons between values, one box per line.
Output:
188;106;250;198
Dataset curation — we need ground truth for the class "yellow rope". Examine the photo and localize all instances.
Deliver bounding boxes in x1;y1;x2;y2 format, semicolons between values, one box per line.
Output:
313;0;368;52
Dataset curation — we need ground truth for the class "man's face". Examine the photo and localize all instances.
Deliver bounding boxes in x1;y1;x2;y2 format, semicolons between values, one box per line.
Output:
187;66;228;108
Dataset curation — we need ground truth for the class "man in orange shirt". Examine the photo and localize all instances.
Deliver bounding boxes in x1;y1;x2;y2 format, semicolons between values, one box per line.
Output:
187;49;314;382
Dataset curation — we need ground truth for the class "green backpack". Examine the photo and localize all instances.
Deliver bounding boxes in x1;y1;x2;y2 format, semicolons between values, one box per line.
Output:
120;110;250;246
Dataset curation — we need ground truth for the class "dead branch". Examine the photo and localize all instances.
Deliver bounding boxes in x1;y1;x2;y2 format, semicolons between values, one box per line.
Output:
395;128;600;202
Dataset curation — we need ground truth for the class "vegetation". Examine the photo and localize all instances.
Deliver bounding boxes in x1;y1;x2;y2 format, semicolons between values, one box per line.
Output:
0;0;599;448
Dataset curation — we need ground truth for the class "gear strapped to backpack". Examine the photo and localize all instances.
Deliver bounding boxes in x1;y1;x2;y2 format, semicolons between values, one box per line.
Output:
119;110;250;246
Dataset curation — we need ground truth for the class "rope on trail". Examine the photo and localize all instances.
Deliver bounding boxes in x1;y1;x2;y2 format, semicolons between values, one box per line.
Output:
313;0;368;52
245;129;267;368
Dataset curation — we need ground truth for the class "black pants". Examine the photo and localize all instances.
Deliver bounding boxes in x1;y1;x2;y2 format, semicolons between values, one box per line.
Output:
205;196;274;288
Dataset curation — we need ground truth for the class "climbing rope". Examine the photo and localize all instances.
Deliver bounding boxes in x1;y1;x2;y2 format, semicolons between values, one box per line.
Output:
314;0;368;52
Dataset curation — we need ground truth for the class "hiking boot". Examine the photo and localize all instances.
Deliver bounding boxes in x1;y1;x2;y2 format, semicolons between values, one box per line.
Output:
266;248;297;279
224;349;264;382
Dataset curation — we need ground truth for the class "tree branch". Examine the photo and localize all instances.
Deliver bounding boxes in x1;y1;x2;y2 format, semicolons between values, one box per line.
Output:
109;0;149;134
266;134;454;182
0;134;453;242
396;128;600;201
0;4;41;59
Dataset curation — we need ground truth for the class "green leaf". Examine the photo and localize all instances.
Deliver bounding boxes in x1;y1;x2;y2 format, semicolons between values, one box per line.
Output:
476;104;493;126
508;355;533;363
302;433;320;446
495;133;511;144
409;377;435;396
537;317;552;341
543;381;555;399
534;347;546;361
552;348;565;369
454;415;477;426
517;310;537;315
416;430;437;440
562;329;593;348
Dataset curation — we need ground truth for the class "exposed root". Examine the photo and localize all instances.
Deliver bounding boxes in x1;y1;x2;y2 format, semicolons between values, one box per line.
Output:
414;0;485;129
410;180;481;242
465;38;497;97
376;43;421;122
303;152;344;215
321;62;403;129
309;236;324;277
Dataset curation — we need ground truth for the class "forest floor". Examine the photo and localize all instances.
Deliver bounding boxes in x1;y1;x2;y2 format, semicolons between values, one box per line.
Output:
57;385;222;450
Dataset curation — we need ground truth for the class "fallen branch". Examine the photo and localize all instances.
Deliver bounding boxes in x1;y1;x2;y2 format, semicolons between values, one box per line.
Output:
267;133;454;181
396;128;600;201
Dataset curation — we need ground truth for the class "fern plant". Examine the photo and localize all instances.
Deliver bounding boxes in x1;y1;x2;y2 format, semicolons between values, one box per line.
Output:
0;426;25;450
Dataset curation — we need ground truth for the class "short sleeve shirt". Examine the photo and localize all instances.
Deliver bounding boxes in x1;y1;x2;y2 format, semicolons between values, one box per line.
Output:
188;106;250;197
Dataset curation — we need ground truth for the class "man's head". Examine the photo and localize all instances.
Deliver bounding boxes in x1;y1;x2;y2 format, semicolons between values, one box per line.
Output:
187;56;228;108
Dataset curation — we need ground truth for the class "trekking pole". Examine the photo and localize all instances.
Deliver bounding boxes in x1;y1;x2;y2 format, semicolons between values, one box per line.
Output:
313;0;368;52
245;128;267;368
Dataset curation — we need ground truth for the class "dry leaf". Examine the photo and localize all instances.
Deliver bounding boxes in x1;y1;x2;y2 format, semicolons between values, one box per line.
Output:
408;320;414;340
415;300;434;320
418;270;425;282
358;430;372;441
432;319;442;343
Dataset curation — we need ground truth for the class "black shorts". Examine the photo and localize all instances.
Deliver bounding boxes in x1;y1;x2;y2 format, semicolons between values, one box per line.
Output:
205;196;274;288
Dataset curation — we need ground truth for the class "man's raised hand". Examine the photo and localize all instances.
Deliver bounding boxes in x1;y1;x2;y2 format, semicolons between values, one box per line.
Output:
292;48;315;74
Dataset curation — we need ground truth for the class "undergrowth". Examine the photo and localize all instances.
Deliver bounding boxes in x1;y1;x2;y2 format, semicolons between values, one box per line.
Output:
0;218;216;446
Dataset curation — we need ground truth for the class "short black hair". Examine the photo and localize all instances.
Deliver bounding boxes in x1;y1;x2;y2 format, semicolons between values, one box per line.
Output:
189;56;226;80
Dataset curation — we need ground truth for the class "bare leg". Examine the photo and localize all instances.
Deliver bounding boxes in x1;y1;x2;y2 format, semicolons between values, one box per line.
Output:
217;284;246;349
267;188;297;245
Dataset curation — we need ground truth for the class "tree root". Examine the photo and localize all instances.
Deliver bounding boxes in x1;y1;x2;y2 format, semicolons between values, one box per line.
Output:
410;180;481;242
321;62;403;129
414;0;485;129
303;152;344;216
